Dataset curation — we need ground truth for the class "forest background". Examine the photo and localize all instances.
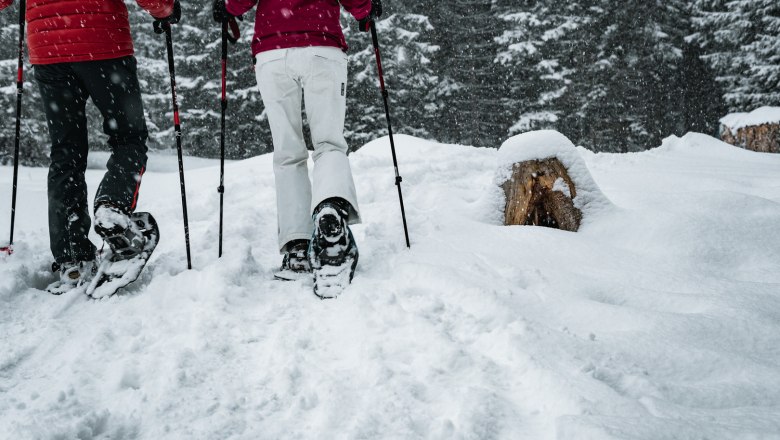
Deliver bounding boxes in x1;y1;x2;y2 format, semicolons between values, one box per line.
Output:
0;0;778;165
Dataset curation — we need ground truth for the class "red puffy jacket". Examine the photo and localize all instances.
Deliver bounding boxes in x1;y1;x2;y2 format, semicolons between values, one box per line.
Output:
0;0;173;65
226;0;371;55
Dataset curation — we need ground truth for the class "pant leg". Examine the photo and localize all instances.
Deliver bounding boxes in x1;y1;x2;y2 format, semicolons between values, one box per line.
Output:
299;46;361;224
34;64;96;264
255;49;314;253
71;56;149;214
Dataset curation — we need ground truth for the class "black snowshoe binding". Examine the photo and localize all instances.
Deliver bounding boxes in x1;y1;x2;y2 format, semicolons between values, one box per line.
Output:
46;260;97;295
88;206;160;299
274;239;312;281
308;199;358;299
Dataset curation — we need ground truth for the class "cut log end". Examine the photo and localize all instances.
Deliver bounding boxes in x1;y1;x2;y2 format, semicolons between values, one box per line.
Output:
501;157;582;232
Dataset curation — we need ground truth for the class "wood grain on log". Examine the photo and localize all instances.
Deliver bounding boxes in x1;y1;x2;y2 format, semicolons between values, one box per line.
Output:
501;157;582;232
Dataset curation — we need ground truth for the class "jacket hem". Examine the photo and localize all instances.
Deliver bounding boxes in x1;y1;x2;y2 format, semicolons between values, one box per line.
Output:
30;49;135;66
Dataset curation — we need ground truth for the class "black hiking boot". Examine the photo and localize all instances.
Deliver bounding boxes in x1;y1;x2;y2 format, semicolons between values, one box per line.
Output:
46;260;97;295
274;239;312;281
94;204;146;260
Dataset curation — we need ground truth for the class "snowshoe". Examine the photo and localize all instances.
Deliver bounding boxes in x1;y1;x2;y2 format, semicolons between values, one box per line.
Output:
45;260;97;295
308;200;358;299
87;211;159;299
274;239;312;281
94;205;145;259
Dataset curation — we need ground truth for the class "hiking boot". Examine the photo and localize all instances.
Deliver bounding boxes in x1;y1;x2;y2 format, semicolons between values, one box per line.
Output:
46;260;97;295
282;239;311;273
274;239;312;281
94;204;145;260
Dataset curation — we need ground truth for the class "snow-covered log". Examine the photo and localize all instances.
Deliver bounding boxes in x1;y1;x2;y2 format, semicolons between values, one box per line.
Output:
501;157;581;231
720;107;780;154
496;130;610;231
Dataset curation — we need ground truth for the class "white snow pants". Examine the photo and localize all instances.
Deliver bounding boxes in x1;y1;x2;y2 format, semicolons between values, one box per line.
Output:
255;46;361;253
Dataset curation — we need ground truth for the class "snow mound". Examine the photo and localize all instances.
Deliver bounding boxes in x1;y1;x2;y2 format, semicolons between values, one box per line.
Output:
498;129;576;163
659;131;736;152
497;130;613;220
657;132;772;160
720;106;780;131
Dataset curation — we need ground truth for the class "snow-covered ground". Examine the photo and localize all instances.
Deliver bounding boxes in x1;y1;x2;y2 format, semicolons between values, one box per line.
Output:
1;133;779;439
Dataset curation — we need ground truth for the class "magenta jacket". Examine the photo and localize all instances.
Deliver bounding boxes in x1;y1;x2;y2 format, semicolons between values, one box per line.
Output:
226;0;372;55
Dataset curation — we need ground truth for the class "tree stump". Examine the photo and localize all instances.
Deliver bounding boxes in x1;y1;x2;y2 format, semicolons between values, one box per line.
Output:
501;157;582;232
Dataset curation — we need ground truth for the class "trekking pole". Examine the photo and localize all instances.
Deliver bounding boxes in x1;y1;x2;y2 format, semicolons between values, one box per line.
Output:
369;21;410;248
218;18;240;258
2;0;26;256
157;22;192;269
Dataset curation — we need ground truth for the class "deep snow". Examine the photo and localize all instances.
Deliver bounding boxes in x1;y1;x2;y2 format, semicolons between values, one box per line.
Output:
1;133;780;439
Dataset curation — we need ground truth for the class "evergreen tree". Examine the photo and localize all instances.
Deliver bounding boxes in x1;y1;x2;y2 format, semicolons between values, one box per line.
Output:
691;0;743;108
559;0;691;151
731;0;780;108
0;0;763;163
129;3;271;159
431;0;511;148
345;12;446;148
494;1;584;135
692;0;780;111
680;41;726;136
0;2;47;165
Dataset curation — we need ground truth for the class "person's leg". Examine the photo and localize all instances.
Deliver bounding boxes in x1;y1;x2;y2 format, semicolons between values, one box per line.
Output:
71;56;148;215
300;46;361;224
34;63;95;264
255;49;314;253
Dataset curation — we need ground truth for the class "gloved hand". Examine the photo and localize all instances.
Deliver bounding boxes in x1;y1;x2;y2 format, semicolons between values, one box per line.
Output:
153;0;182;34
213;0;243;23
358;0;382;32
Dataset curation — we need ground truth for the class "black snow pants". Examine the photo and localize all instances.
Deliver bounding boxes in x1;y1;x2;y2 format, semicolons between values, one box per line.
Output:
34;56;149;264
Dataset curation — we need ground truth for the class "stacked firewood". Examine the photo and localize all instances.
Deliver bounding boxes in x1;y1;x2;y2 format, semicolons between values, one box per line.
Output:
720;108;780;153
721;123;779;153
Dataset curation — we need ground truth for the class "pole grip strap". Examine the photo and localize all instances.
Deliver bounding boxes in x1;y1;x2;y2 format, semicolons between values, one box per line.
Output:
227;18;241;44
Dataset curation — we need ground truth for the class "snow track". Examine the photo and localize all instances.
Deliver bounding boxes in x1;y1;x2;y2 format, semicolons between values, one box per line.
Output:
1;134;779;439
